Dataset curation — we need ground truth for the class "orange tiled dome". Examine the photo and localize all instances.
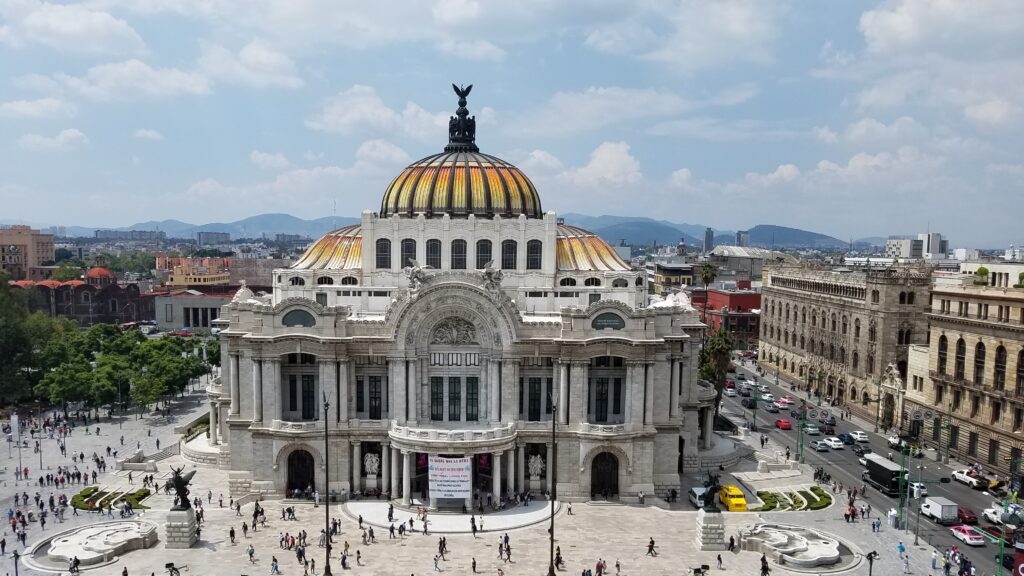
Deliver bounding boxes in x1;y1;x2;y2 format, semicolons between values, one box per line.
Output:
86;267;115;279
37;280;62;289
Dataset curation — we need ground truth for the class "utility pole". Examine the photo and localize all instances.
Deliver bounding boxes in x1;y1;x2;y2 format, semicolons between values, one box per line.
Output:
322;392;333;576
943;399;953;465
897;445;909;530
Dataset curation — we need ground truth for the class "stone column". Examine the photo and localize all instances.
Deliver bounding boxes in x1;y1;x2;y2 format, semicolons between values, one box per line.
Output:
489;360;500;424
703;408;713;449
517;443;526;492
569;361;588;424
229;354;240;415
402;451;412;505
546;443;554;495
337;360;349;424
505;448;515;497
408;359;418;425
318;360;332;417
644;362;655;426
352;441;362;493
492;452;502;502
390;358;406;424
480;358;489;422
381;441;391;498
348;362;357;420
209;402;218;445
390;446;400;499
669;358;679;419
263;359;280;422
628;361;645;426
465;456;475;511
340;441;351;492
558;361;569;425
252;358;263;423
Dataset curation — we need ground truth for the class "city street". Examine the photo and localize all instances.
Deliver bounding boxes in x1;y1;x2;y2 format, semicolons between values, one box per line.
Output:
723;359;1014;576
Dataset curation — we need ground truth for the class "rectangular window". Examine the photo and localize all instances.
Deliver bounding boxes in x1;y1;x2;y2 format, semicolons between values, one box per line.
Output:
400;239;416;269
968;431;978;456
932;418;942;441
1015;408;1023;433
183;307;191;328
519;378;524;415
952;390;961;411
476;240;491;270
1013;448;1022;473
545;378;553;414
971;395;980;418
989;438;1000;465
356;377;364;412
501;240;517;270
431;377;444;421
949;425;959;450
316;292;327;306
165;303;173;322
368;376;382;420
449;377;461;421
528;377;541;421
426;240;441;269
301;374;315;420
594;377;609;422
992;402;1002;425
289;375;298;412
466;377;479;421
613;378;622;415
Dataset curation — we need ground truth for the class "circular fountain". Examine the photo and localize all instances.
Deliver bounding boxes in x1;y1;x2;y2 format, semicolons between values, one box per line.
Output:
740;522;858;571
23;520;159;572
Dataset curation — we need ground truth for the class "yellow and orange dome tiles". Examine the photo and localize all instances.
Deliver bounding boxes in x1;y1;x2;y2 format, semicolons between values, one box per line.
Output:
291;224;629;272
380;151;543;219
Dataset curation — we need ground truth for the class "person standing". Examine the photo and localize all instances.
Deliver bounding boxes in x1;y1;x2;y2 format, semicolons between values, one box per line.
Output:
247;543;255;563
717;554;723;569
903;555;911;574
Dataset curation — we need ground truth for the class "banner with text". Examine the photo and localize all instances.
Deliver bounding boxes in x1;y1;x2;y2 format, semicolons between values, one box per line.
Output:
428;456;472;498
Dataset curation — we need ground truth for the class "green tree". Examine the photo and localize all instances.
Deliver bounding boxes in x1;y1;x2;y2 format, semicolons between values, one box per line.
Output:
0;274;31;399
50;265;83;282
130;371;165;409
54;247;74;262
699;261;718;323
699;327;734;419
91;354;131;407
205;339;222;367
37;360;91;406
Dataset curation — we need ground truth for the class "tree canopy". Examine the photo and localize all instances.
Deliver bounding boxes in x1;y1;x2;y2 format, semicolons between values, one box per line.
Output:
699;327;734;419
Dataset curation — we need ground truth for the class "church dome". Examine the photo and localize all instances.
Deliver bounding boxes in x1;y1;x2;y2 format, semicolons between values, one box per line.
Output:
379;84;542;219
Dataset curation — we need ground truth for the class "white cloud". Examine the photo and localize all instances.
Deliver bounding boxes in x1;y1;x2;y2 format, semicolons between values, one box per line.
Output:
133;128;163;140
669;168;693;188
0;1;145;54
57;60;210;101
305;85;447;141
197;39;304;89
859;0;1023;57
249;150;290;170
744;164;800;186
437;39;505;62
561;142;641;187
813;126;838;143
0;98;76;119
353;140;410;166
519;150;564;174
649;117;797;141
843;116;925;143
18;128;89;152
963;98;1016;127
431;0;482;26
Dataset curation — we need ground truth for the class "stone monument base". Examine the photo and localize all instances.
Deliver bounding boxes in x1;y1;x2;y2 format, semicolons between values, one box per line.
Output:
529;476;542;491
165;508;197;549
695;508;727;551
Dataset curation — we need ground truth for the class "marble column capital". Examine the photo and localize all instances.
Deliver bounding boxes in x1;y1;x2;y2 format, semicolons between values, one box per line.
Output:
351;440;362;447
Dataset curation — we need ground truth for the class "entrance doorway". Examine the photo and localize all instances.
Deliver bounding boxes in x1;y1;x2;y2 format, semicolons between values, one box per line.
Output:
287;449;315;493
591;452;619;499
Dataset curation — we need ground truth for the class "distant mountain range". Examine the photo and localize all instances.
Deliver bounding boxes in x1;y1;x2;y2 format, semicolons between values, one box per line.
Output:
7;212;848;249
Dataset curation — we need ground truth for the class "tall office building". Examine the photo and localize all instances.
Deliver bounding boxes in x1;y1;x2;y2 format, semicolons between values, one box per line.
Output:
704;227;715;253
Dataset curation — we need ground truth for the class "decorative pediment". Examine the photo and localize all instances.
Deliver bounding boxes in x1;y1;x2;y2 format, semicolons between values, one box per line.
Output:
431;317;478;345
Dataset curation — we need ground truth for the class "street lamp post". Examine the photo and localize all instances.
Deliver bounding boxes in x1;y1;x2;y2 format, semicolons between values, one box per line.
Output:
547;393;558;576
874;377;882;433
322;392;333;576
913;464;925;544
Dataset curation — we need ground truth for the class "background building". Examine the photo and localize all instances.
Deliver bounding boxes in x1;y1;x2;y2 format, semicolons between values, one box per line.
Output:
736;230;750;247
197;231;231;245
704;227;714;253
0;225;55;281
154;287;236;331
698;286;761;350
14;263;146;325
706;245;797;282
646;261;695;295
919;232;949;259
94;229;167;241
885;238;924;259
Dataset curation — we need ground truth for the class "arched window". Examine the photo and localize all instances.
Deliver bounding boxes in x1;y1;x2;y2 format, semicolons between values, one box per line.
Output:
868;324;877;342
853;351;859;369
501;240;517;269
289;276;305;286
476;240;492;269
425;239;441;269
81;291;90;303
800;335;805;350
905;329;912;343
801;307;806;324
341;277;358;285
375;238;391;269
450;239;467;270
559;278;577;287
897;330;904;345
850;385;857;400
1018;351;1024;394
839;346;846;364
974;342;986;384
316;276;333;285
862;391;870;405
612;278;628;288
995;346;1007;390
635;276;644;286
400;238;417;268
937;335;948;374
854;318;861;339
899;292;907;305
842;316;848;334
907;292;915;305
831;314;837;332
955;338;966;380
785;304;790;322
282;309;316;327
526;240;542;270
867;354;875;374
871;290;880;304
584;278;601;287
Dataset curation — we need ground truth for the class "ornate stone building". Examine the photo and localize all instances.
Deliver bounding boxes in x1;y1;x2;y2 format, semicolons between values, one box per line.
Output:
206;88;711;504
759;265;930;428
903;274;1024;477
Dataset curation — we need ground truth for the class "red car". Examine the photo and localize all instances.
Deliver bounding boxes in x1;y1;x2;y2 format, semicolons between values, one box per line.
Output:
775;419;792;430
958;507;979;524
979;524;1013;545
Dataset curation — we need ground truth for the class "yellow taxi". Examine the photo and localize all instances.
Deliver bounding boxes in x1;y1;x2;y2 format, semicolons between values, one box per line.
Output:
718;484;748;511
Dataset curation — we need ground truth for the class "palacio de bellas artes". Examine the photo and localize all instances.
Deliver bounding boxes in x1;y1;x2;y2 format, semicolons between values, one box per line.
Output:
209;87;716;507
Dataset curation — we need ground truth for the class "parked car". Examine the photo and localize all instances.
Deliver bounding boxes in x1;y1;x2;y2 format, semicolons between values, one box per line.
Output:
953;469;986;489
775;419;792;430
736;373;747;381
811;440;830;452
718;485;748;512
950;525;986;546
741;398;757;409
852;445;872;457
836;433;855;445
723;388;738;397
739;388;751;397
818;424;835;435
823;437;845;449
764;403;780;414
850;431;870;443
908;481;928;498
725;380;736;389
978;524;1013;545
958;507;979;524
761;393;775;402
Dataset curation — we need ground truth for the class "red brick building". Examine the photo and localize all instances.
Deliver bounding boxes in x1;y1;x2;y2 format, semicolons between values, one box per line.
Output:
699;285;761;349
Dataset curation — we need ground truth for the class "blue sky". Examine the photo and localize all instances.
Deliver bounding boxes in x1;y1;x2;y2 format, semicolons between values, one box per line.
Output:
1;0;1021;247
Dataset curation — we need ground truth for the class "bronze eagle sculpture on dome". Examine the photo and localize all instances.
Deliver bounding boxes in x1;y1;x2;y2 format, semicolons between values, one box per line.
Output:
447;84;478;151
452;83;472;103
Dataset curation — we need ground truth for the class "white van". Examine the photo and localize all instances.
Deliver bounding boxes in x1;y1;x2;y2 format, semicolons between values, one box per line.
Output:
688;486;709;508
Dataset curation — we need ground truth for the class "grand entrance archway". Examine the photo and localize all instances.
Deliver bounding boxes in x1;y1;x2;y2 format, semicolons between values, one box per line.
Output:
287;449;315;492
591;452;619;499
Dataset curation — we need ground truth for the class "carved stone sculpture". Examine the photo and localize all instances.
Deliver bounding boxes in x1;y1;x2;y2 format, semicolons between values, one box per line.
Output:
166;466;196;511
528;454;545;478
431;317;478;345
364;452;381;476
479;260;503;292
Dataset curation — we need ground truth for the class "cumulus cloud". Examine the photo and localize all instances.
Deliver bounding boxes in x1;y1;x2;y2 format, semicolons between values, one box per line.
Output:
813;126;838;143
353;139;411;166
56;60;210;101
18;128;89;151
249;150;290;170
133;128;163;140
669;168;693;188
0;98;76;118
519;150;564;174
305;85;447;141
844;116;925;143
0;1;145;55
561;142;641;187
197;39;304;89
437;38;505;62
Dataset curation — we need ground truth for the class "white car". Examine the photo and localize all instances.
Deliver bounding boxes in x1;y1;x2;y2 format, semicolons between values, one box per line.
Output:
811;440;830;452
849;431;870;443
858;457;868;467
758;384;771;393
762;393;775;402
908;481;928;497
823;437;845;449
723;388;737;397
952;469;984;488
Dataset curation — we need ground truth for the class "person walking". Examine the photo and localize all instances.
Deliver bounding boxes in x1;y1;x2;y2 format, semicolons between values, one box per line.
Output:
717;554;723;569
230;527;236;544
646;537;657;556
903;555;911;574
898;541;906;559
247;543;256;563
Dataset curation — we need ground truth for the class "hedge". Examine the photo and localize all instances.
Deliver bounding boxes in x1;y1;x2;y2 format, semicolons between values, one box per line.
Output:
124;488;151;510
786;492;804;510
70;486;151;511
71;488;106;511
755;491;778;511
808;486;833;510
